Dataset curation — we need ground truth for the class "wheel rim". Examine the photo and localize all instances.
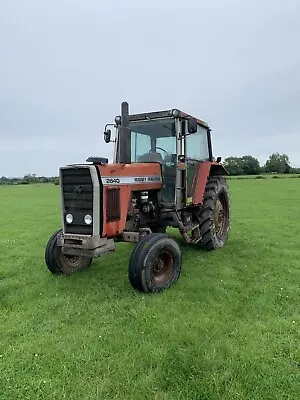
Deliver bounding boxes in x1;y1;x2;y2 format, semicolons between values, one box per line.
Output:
58;253;86;273
152;250;173;287
213;194;227;238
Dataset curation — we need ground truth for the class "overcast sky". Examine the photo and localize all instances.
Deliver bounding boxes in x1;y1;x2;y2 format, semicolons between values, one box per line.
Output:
1;0;299;177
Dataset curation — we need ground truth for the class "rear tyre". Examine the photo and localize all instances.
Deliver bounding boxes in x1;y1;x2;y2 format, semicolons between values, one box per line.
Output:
45;229;93;275
128;233;182;293
196;176;230;250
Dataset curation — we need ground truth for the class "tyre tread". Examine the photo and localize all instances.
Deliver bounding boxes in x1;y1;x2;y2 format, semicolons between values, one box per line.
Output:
197;175;231;251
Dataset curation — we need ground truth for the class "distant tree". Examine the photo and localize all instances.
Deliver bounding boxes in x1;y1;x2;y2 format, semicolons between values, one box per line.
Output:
22;174;34;184
224;155;261;175
260;165;267;174
264;153;291;174
39;176;51;183
290;167;300;174
223;157;244;175
240;155;261;175
0;176;9;184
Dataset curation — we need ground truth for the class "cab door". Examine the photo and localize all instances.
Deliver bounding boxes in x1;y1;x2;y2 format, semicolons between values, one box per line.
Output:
184;124;212;205
156;134;177;206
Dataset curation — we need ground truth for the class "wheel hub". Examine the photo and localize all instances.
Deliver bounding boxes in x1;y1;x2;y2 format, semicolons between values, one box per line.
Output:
152;251;173;287
58;252;87;273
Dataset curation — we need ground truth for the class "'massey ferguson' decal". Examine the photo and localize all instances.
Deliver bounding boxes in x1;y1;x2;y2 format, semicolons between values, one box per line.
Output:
102;176;162;185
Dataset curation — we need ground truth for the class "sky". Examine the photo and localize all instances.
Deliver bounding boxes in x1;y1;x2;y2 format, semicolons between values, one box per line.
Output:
1;0;300;177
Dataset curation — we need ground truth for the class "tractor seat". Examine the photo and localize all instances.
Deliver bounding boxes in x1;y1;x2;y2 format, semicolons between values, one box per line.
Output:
137;152;165;165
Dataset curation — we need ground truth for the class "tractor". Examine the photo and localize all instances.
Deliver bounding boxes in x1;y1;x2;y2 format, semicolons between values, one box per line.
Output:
45;102;230;293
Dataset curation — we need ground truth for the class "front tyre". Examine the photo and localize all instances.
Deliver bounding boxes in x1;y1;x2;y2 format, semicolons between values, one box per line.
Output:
45;229;93;274
197;176;231;250
128;233;182;293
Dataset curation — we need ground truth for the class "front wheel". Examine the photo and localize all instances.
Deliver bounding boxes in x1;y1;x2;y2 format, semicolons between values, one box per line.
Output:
45;229;93;274
128;233;182;293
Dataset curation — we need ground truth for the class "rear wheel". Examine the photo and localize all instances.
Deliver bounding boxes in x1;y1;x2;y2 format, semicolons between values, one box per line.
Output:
128;233;182;293
193;176;230;250
45;229;93;274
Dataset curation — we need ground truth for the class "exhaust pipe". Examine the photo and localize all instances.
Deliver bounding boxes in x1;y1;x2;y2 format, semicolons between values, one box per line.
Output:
118;101;131;164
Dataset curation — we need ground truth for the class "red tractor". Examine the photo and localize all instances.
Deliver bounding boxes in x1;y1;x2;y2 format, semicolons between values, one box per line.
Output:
45;102;230;293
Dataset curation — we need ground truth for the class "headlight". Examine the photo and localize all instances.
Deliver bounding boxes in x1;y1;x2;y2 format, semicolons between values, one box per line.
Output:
84;214;92;225
66;213;73;224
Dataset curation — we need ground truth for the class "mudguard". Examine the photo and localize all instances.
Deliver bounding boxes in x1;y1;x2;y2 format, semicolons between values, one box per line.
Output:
191;162;228;205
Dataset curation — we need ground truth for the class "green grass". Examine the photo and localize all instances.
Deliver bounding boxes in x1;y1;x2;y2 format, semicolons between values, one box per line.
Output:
1;181;299;399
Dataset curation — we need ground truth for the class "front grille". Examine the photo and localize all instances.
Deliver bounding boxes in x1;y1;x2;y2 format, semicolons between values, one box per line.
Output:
61;167;93;235
106;188;120;222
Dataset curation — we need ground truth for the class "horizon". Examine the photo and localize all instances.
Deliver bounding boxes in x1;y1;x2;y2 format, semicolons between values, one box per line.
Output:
1;151;297;179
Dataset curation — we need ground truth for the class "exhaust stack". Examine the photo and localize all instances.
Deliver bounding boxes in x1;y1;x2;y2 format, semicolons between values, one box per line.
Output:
118;101;131;164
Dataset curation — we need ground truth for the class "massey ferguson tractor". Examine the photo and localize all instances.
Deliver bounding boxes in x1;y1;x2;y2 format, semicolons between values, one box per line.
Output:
45;102;230;293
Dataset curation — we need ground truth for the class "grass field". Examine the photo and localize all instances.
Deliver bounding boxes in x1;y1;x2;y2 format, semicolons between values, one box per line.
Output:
1;179;300;399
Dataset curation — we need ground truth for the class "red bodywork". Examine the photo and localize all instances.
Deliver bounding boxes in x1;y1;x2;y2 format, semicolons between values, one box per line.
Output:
97;161;227;238
191;162;228;204
98;163;162;238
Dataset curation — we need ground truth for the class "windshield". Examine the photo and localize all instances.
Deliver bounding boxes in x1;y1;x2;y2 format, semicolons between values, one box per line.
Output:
130;118;176;164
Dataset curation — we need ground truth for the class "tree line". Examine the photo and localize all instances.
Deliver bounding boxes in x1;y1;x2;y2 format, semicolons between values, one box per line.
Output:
223;153;299;176
0;153;299;185
0;174;59;185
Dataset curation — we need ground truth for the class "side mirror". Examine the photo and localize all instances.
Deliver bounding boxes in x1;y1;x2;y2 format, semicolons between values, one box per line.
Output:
216;156;222;163
187;118;197;134
104;129;112;143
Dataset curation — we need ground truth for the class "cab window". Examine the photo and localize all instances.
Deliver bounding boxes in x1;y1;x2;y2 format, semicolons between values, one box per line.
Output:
131;132;151;162
186;125;210;161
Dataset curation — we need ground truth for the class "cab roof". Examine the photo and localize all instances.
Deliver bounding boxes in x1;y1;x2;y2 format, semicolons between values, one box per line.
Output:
127;109;210;129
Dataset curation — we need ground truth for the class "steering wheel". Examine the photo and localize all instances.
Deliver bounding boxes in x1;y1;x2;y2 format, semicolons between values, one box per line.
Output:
149;146;168;154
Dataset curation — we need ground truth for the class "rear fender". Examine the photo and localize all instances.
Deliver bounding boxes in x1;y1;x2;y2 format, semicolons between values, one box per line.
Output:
191;162;228;205
210;164;229;176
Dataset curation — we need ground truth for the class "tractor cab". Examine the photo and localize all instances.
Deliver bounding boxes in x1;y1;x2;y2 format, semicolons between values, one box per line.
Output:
104;103;214;209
